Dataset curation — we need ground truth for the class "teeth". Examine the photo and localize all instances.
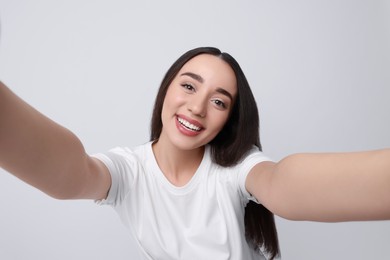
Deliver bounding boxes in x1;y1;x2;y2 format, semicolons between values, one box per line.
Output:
177;117;201;131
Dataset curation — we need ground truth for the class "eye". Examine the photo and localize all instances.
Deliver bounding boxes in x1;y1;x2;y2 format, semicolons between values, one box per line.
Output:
212;99;227;109
181;83;195;92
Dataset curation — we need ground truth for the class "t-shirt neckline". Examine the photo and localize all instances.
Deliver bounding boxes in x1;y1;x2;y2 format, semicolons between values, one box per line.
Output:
146;142;210;195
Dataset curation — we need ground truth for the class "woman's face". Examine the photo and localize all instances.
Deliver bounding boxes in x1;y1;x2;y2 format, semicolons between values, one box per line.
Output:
159;54;237;151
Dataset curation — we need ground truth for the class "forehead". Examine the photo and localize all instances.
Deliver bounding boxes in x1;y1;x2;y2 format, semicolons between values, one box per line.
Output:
178;54;237;96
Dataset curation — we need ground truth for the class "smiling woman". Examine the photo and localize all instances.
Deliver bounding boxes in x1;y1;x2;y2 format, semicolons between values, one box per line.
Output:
91;47;280;259
2;45;390;260
1;2;390;259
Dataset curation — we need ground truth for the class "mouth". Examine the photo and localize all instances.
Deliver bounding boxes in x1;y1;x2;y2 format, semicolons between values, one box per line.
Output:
176;116;203;132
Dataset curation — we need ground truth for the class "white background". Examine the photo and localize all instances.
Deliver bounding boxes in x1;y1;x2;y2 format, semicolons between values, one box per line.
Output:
1;0;390;259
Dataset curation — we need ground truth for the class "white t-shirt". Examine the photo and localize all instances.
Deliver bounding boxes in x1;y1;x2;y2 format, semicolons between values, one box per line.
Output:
94;142;271;260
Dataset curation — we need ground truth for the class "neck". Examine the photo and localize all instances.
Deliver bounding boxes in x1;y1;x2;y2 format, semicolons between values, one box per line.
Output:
152;138;205;187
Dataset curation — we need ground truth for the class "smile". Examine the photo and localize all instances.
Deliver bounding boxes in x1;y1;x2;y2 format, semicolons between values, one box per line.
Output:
177;117;202;132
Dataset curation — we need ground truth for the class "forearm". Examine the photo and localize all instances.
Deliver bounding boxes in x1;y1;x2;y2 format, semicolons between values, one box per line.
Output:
0;81;91;198
269;149;390;222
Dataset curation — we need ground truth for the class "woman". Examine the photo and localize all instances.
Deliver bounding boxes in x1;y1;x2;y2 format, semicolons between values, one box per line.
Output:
0;47;389;260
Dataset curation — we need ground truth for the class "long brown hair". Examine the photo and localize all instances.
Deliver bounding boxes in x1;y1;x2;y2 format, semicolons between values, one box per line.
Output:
150;47;280;259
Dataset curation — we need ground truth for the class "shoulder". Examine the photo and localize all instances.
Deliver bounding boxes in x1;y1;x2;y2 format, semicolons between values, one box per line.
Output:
103;142;150;160
206;145;272;177
92;142;152;206
92;142;153;175
231;146;274;203
235;146;272;171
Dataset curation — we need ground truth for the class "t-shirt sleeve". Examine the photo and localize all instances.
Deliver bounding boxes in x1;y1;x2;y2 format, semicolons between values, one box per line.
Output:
237;147;273;204
92;147;139;207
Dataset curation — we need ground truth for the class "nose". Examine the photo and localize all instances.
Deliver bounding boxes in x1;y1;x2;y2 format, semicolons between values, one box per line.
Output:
188;95;207;118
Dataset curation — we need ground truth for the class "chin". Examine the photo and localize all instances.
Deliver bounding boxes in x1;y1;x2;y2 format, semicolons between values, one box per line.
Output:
168;136;207;151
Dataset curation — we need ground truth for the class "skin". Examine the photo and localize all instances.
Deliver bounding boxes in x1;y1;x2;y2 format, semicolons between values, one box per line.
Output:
247;151;390;221
0;55;390;222
0;81;110;200
153;54;237;186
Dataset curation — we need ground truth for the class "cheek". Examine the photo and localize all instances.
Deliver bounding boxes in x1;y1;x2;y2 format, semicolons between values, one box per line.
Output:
161;89;185;117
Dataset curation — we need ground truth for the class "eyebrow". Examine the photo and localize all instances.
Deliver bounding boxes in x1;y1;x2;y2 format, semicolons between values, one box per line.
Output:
180;72;234;101
180;72;204;83
215;87;234;102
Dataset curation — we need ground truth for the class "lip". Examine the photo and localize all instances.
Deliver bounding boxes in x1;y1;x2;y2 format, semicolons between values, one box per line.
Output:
175;114;204;136
177;114;204;128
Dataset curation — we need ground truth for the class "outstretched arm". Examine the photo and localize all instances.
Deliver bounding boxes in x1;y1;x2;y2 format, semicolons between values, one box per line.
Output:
246;149;390;222
0;81;110;200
